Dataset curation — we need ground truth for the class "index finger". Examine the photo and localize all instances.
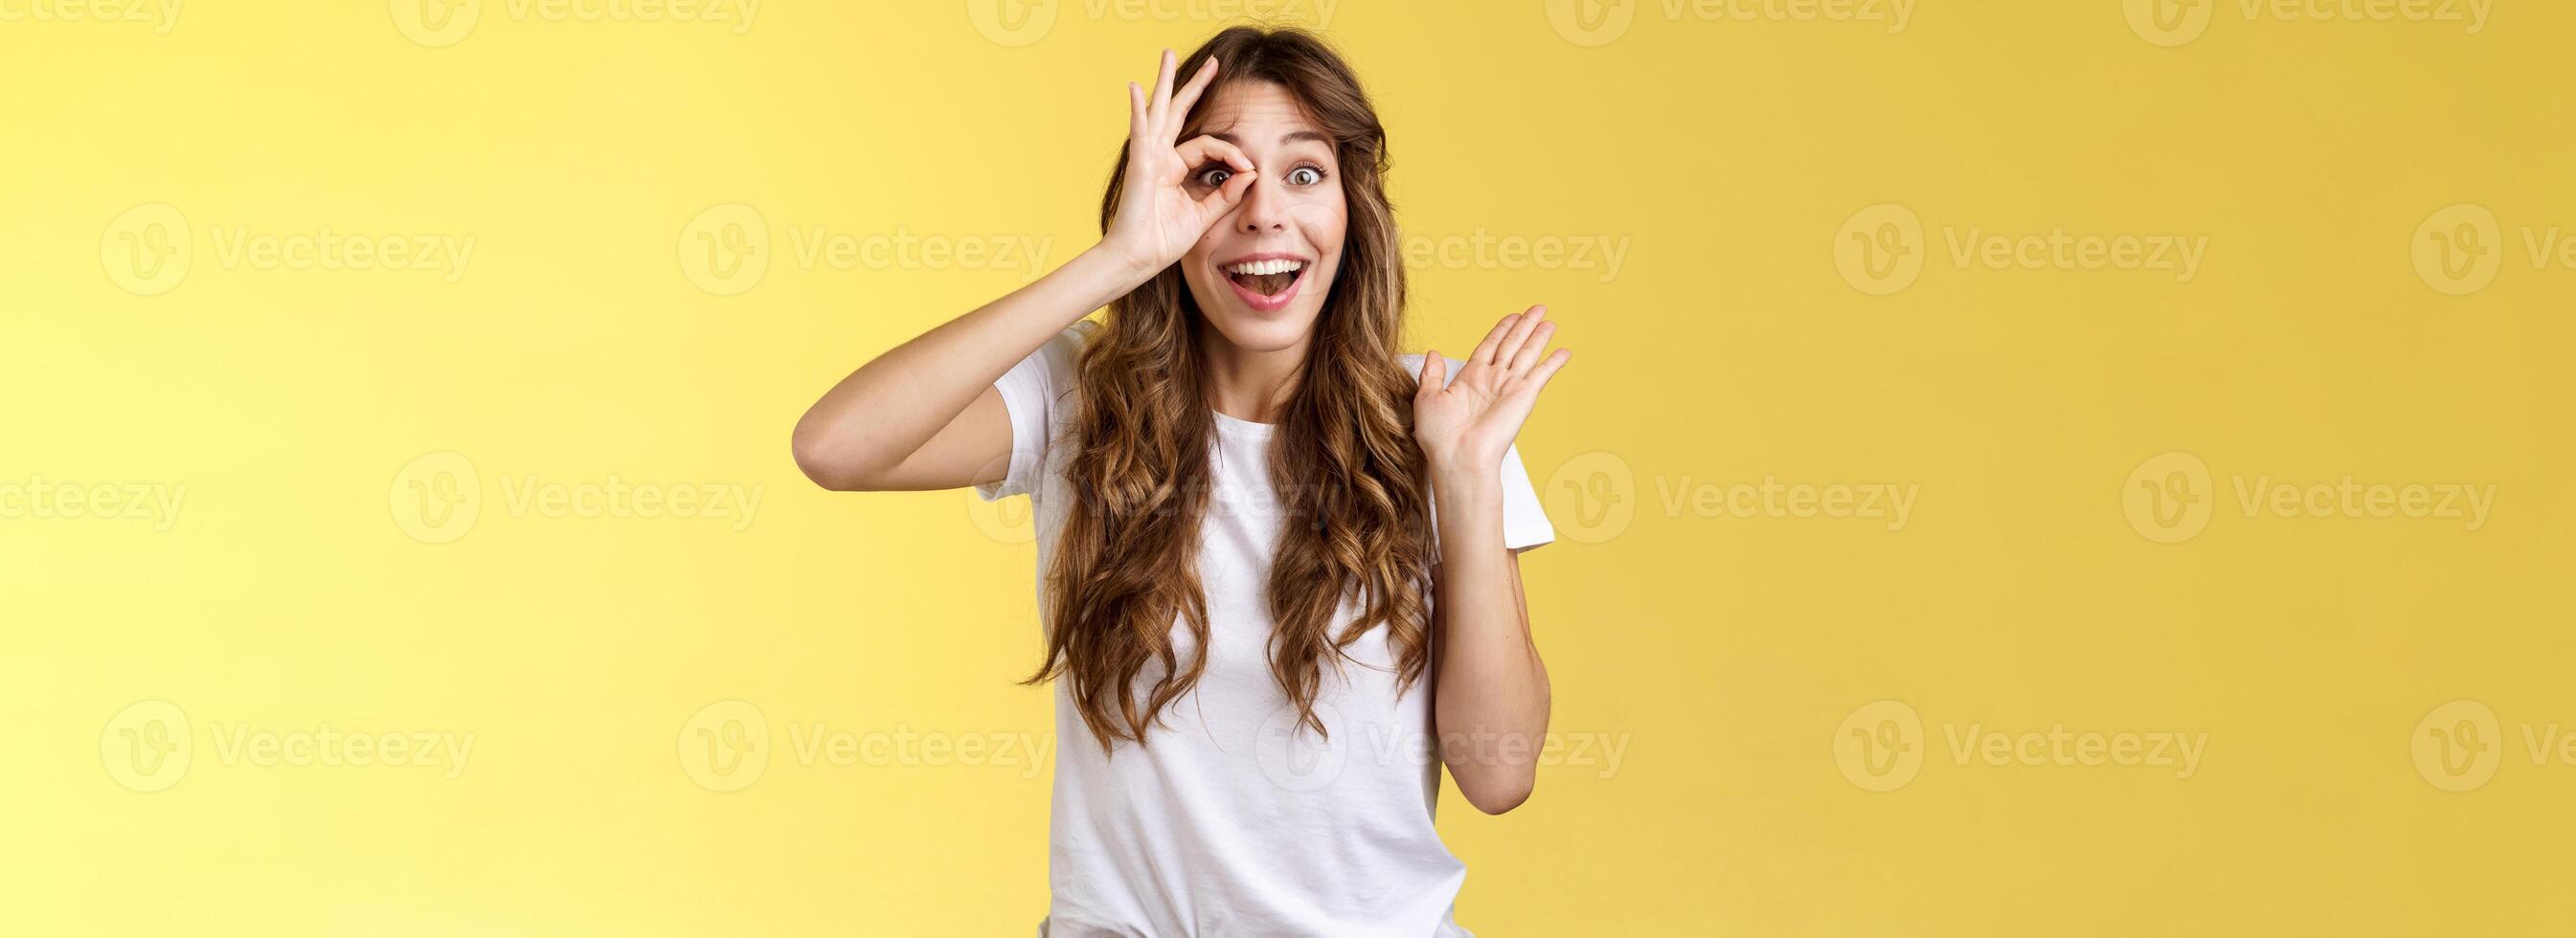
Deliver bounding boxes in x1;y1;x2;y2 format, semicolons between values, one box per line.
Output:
1176;135;1253;173
1147;49;1179;129
1167;57;1221;135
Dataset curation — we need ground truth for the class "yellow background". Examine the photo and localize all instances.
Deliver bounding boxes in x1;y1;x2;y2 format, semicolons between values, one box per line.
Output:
6;0;2572;934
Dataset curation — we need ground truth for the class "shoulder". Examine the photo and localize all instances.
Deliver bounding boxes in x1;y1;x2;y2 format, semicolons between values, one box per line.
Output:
996;320;1101;420
1051;318;1100;360
1020;319;1099;389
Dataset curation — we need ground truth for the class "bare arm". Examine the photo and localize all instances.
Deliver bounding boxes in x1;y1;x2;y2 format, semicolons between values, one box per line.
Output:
1414;306;1572;815
790;49;1255;492
790;249;1148;491
1431;490;1547;815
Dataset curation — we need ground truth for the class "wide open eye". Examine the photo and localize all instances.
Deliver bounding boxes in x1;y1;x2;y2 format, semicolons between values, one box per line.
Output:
1286;166;1326;186
1195;166;1234;188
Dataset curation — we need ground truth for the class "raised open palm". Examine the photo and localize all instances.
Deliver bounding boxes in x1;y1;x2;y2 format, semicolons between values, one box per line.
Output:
1415;305;1573;472
1100;50;1256;274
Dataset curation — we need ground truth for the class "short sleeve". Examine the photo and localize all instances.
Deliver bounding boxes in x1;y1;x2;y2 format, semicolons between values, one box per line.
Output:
974;321;1094;502
1407;352;1558;554
1497;441;1556;551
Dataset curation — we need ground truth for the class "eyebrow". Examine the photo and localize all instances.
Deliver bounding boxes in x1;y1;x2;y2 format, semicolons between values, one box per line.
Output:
1209;129;1333;146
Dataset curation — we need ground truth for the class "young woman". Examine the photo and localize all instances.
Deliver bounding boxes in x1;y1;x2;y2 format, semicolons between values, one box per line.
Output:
791;27;1570;937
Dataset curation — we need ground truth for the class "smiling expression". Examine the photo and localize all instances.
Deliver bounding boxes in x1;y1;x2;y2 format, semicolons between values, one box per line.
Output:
1179;80;1348;354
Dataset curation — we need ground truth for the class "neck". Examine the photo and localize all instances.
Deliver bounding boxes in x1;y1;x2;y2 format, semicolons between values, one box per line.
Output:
1199;327;1310;425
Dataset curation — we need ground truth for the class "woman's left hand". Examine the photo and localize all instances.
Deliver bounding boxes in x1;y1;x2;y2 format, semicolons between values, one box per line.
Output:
1413;304;1572;474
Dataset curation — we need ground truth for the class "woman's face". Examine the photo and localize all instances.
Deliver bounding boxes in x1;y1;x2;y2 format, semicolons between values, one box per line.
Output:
1178;80;1346;354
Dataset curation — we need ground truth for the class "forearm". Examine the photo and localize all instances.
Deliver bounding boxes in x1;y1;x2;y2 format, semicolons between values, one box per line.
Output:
1429;463;1550;815
792;246;1148;484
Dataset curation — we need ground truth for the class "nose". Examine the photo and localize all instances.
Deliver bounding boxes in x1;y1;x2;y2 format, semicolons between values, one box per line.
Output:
1236;173;1287;234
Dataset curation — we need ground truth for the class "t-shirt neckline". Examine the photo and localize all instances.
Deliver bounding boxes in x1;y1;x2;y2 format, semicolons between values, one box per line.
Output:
1210;409;1276;438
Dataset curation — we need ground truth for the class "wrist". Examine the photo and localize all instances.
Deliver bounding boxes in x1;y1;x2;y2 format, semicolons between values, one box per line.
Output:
1055;244;1158;312
1084;239;1164;286
1428;459;1502;501
1423;444;1499;478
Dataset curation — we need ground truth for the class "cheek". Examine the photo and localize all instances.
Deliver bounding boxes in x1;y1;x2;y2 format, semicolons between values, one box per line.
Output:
1289;202;1348;293
1286;201;1347;257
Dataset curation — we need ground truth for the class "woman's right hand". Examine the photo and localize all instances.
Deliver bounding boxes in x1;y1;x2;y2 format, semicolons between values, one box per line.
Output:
1099;50;1257;277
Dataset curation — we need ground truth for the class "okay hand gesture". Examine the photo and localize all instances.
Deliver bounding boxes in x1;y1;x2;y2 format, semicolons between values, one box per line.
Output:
1099;50;1257;275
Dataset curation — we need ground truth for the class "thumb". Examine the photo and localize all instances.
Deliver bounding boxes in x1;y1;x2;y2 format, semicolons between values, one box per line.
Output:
1197;168;1255;213
1417;351;1446;398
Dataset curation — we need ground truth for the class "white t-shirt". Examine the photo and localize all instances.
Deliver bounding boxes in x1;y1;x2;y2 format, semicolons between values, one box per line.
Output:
978;321;1555;937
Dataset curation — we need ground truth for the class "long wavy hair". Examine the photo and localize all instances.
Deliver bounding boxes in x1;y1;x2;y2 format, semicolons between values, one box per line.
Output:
1028;26;1435;751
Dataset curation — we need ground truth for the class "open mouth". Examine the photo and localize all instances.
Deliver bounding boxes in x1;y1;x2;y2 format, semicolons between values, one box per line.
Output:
1220;256;1308;310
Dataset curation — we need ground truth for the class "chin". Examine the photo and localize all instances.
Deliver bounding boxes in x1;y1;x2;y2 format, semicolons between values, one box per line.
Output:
1197;304;1322;352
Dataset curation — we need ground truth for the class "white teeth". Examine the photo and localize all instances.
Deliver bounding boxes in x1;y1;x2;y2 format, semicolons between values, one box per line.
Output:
1224;258;1303;276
